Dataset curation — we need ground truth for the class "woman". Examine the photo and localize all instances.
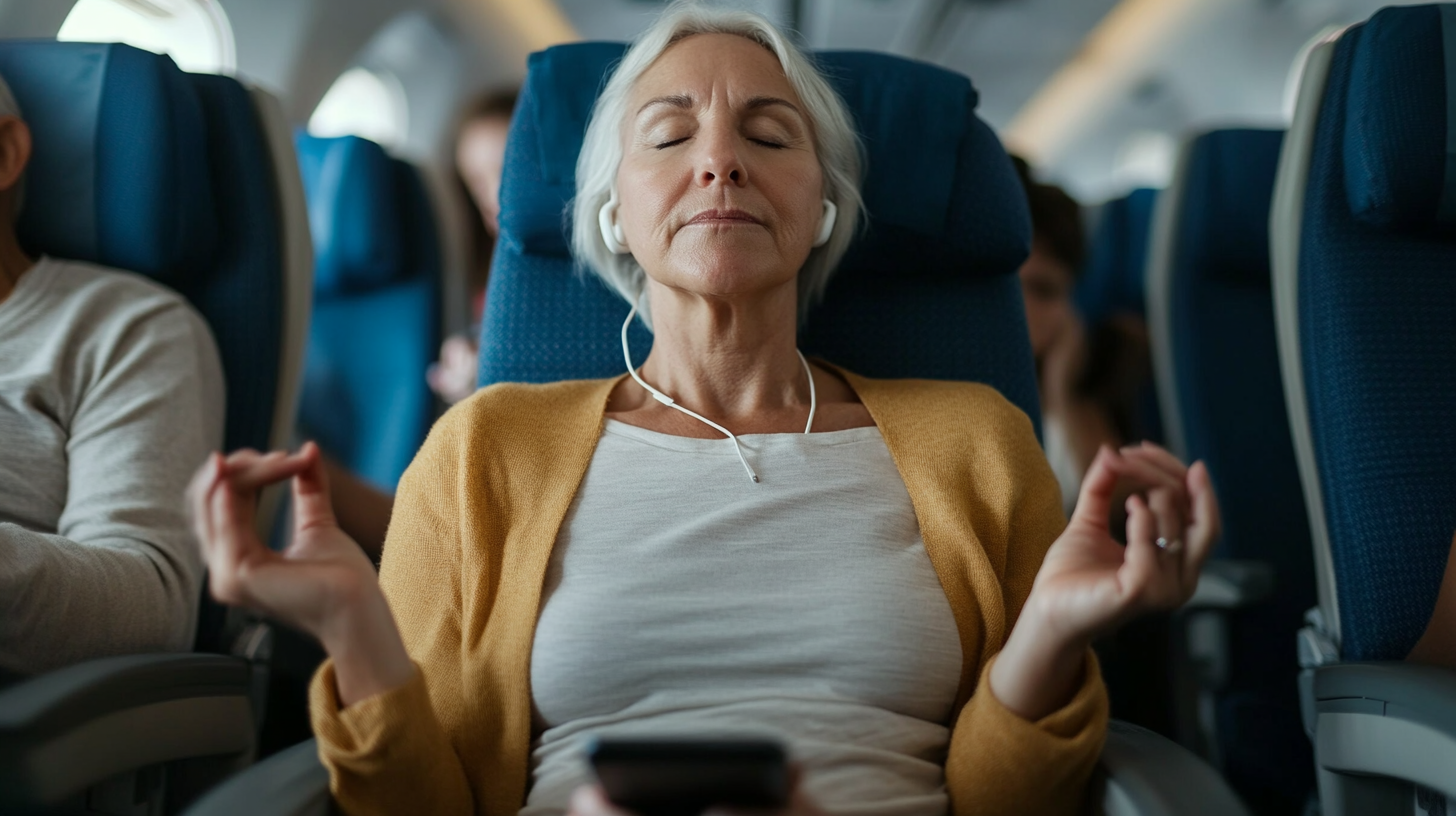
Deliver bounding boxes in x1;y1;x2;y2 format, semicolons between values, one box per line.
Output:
188;5;1220;815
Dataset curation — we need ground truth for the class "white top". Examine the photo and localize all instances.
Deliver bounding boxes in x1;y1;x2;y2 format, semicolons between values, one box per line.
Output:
523;420;963;816
0;257;224;675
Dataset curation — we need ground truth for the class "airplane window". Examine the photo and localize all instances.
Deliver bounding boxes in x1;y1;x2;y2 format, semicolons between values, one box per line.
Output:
307;67;410;150
57;0;236;74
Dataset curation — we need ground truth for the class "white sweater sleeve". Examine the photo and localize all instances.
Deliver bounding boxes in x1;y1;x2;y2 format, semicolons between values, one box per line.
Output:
0;290;224;675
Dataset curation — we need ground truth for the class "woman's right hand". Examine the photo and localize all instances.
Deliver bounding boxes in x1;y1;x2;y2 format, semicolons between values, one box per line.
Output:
187;442;414;705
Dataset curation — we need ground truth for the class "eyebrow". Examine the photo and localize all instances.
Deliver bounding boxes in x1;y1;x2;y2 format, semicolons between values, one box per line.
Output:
637;94;694;115
744;96;802;117
634;94;804;118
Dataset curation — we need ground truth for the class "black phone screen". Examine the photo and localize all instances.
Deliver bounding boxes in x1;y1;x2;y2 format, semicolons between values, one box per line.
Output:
588;737;790;816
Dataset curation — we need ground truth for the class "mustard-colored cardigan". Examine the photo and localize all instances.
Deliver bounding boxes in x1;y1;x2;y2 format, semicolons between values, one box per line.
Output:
309;369;1109;816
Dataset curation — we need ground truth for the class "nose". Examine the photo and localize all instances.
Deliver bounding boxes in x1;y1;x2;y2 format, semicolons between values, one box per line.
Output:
694;120;747;188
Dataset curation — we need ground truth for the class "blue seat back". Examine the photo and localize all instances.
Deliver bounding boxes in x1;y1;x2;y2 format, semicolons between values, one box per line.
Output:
0;41;284;455
1076;187;1163;445
1152;127;1315;803
294;133;440;490
1160;129;1312;570
1285;5;1456;661
1078;188;1158;324
480;43;1038;425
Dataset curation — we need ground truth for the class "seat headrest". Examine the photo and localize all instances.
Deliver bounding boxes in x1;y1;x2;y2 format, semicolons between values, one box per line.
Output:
0;41;217;284
1341;4;1456;231
1077;187;1157;322
501;42;1026;279
1179;128;1284;286
295;132;405;296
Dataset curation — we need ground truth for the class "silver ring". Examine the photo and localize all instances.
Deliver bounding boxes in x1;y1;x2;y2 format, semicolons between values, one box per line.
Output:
1155;537;1184;554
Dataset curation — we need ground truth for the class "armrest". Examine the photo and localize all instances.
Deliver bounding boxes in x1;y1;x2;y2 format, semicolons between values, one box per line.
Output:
182;738;331;816
0;653;255;811
1098;720;1252;816
1313;662;1456;801
1184;560;1275;610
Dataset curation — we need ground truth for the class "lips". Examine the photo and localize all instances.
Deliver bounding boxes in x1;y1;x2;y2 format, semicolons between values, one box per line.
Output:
685;208;763;226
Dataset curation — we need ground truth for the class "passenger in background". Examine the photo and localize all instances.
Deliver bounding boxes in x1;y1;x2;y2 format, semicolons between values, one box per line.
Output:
0;75;224;678
1011;158;1119;511
427;87;518;405
1409;531;1456;668
325;89;519;557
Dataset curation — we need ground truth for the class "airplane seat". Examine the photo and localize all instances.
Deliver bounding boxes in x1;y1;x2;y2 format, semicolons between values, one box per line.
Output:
293;132;441;492
1077;187;1164;446
478;43;1042;425
1271;5;1456;814
0;41;311;814
1146;127;1315;812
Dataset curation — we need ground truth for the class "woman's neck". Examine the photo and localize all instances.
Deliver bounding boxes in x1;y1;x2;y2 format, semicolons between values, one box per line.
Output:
634;282;808;425
0;231;33;305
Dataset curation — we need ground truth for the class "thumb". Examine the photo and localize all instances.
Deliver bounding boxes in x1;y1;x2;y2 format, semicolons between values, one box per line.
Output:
292;441;338;532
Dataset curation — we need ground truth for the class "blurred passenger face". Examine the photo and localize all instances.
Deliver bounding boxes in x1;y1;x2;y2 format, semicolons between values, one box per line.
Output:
1019;240;1076;361
614;33;824;303
0;114;29;223
456;116;510;237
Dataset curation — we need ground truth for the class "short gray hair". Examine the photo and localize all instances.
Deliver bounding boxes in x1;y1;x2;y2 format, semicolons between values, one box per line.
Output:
570;0;864;328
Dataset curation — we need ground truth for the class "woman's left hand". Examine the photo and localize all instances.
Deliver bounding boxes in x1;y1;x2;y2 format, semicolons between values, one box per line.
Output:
990;442;1221;720
1032;442;1220;645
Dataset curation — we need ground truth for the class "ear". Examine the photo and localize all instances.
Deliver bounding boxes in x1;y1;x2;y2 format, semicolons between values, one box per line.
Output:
813;198;837;248
0;116;31;197
598;190;631;254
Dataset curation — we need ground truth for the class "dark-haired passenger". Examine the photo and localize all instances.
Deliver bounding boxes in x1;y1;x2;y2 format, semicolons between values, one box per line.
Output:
1013;159;1139;513
427;88;518;406
0;75;223;678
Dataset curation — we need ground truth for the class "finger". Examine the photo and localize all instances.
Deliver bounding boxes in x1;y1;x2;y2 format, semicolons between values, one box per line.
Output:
208;474;269;604
1132;441;1190;482
1147;487;1187;552
188;452;224;550
1072;446;1122;530
292;442;338;533
1110;453;1192;521
224;449;312;492
1119;495;1161;614
1107;451;1182;492
1182;461;1222;586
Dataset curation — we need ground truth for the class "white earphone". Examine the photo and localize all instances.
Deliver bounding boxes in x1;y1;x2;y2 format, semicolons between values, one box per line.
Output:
814;198;837;248
600;194;836;252
598;192;630;254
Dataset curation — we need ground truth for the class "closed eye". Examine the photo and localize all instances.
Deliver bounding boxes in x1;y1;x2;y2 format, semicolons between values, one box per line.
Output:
654;137;689;150
750;138;786;149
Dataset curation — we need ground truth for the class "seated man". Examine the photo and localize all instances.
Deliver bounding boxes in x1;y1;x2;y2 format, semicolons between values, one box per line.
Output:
0;73;224;678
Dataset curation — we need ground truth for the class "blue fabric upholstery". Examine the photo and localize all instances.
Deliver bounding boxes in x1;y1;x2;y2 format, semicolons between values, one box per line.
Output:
0;41;217;286
481;43;1038;426
1165;128;1313;807
1298;4;1456;662
295;134;404;296
294;133;440;491
1075;187;1164;446
0;43;282;455
183;74;284;456
1077;188;1157;324
1341;5;1454;229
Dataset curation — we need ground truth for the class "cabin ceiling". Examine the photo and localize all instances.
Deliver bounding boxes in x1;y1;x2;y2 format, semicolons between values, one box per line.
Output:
554;0;1123;131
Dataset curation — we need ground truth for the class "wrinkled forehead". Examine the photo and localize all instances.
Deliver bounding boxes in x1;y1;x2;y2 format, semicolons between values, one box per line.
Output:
625;33;806;120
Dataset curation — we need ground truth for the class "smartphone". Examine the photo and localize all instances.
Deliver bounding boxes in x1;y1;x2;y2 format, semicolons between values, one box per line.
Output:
587;737;790;816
